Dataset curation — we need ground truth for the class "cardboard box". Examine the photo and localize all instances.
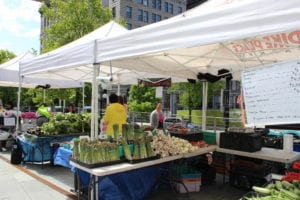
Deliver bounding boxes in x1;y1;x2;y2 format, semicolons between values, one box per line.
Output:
175;181;201;193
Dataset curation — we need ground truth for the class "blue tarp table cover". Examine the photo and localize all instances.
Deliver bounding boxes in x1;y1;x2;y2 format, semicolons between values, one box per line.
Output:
18;135;76;162
54;147;167;200
53;147;73;168
76;164;164;200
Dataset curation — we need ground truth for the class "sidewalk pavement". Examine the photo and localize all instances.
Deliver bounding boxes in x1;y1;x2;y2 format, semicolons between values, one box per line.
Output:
0;154;76;200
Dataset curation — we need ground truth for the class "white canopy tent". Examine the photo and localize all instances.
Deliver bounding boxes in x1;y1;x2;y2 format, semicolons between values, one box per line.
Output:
90;0;300;80
0;52;82;88
0;51;83;131
20;21;186;138
21;0;300;136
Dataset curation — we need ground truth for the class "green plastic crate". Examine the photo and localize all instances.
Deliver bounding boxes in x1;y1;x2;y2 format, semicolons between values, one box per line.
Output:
202;131;216;145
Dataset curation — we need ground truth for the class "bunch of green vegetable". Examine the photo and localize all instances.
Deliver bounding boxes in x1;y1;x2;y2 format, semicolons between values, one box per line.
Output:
76;138;120;164
40;113;91;135
133;139;140;160
72;138;80;159
121;138;132;160
243;180;300;200
145;137;156;157
113;124;119;142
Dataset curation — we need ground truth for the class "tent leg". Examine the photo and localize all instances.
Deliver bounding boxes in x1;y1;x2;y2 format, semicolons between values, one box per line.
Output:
202;81;208;131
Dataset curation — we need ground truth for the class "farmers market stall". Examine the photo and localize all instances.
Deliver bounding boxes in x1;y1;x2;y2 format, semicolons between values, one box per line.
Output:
18;112;91;167
70;145;216;200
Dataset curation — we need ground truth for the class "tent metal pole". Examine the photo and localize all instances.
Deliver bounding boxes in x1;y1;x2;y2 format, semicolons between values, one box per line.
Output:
91;65;96;139
43;89;46;103
16;75;23;133
82;82;85;112
91;64;100;139
201;81;208;131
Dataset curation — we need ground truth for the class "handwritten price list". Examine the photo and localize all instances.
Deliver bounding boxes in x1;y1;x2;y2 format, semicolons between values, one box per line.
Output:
241;60;300;126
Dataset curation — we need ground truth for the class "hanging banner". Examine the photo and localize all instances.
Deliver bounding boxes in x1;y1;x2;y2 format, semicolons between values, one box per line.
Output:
138;78;171;87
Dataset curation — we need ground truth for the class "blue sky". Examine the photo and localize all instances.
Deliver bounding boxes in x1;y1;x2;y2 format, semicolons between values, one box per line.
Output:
0;0;41;55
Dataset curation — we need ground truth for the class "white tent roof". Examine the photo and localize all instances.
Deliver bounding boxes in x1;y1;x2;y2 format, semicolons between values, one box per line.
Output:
90;0;299;80
21;0;300;80
0;52;82;88
20;21;186;84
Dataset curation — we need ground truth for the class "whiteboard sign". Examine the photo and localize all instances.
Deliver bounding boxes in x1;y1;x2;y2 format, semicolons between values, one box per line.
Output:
4;117;16;126
241;60;300;126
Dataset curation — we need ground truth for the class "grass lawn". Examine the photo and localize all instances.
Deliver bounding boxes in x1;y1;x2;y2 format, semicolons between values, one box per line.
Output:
177;109;243;127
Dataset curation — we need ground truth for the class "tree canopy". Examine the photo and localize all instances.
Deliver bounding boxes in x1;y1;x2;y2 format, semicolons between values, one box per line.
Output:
0;49;16;64
40;0;114;53
128;85;160;113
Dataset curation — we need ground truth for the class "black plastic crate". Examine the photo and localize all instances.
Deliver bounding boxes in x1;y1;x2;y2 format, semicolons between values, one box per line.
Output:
262;135;283;149
230;164;272;178
229;172;269;190
169;132;203;142
220;132;262;152
229;164;271;190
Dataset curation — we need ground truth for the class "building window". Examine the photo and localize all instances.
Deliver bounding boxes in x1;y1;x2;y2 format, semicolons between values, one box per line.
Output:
126;6;132;18
156;14;161;21
143;11;148;22
157;0;161;10
164;2;168;12
126;23;132;30
151;13;156;23
137;9;143;21
112;7;116;18
168;3;173;14
143;0;148;6
152;0;156;8
177;6;182;14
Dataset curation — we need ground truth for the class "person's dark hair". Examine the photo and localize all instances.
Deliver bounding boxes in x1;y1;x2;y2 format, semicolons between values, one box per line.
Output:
68;103;74;107
118;95;124;105
6;101;14;109
109;93;119;103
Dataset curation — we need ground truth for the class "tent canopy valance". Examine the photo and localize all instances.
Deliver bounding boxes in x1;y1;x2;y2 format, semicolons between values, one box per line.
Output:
0;52;82;88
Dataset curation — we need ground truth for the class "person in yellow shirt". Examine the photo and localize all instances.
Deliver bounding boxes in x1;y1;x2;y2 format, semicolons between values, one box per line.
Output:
103;93;127;138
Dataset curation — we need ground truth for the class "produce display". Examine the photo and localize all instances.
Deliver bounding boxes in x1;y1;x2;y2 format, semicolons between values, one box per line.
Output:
122;124;134;141
121;133;157;162
40;113;91;135
241;180;300;200
73;138;120;164
151;131;199;157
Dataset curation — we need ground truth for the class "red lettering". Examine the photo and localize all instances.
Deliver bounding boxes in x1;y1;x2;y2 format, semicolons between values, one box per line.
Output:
250;40;263;50
262;36;273;48
270;34;284;48
232;44;243;53
281;33;289;46
288;31;300;44
243;42;256;52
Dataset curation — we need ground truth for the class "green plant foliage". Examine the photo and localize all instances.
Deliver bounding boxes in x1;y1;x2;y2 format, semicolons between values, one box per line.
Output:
40;0;114;53
128;85;160;112
0;49;16;64
40;113;91;135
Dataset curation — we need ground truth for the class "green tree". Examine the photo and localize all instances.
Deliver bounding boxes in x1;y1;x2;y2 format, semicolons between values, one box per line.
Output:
128;85;159;113
0;49;16;64
40;0;113;53
169;81;225;121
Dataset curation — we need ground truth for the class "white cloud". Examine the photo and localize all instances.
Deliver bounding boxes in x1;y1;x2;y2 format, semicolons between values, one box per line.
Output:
0;0;41;38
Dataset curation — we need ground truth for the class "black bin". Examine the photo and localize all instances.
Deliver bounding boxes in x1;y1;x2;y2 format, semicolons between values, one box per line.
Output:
11;141;22;165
